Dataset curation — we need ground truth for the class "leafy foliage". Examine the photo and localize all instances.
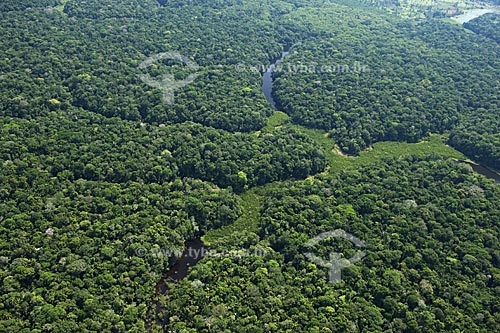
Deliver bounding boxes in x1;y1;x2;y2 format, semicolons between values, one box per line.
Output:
272;5;499;162
0;111;326;191
0;2;284;132
1;0;499;332
464;13;500;43
160;156;500;332
0;0;61;12
0;172;240;332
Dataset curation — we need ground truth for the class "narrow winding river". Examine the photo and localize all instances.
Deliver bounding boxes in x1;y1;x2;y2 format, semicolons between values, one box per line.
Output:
148;50;293;330
262;50;289;108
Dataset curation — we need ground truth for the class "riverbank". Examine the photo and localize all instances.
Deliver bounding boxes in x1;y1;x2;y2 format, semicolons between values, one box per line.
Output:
147;238;207;331
452;7;500;23
262;49;290;108
453;159;500;183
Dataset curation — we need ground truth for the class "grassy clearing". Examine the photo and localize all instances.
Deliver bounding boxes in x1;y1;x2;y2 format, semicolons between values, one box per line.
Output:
202;188;264;246
264;111;465;174
328;135;466;175
263;111;290;130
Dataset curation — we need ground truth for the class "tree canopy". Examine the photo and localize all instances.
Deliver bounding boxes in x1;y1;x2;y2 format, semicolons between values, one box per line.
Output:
0;0;499;332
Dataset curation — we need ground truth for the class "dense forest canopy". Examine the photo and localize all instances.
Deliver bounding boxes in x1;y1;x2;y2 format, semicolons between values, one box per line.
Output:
0;0;499;332
272;4;500;160
161;156;500;332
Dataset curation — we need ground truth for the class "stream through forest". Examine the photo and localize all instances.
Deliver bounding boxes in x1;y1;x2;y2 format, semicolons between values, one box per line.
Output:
147;49;292;330
457;160;500;184
147;43;499;330
146;238;207;329
262;49;289;108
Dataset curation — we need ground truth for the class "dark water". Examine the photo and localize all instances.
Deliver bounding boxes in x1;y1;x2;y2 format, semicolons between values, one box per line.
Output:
457;160;500;184
156;238;207;292
147;238;207;330
262;50;289;108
